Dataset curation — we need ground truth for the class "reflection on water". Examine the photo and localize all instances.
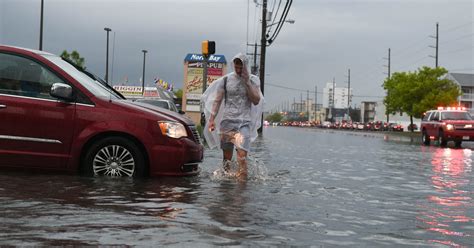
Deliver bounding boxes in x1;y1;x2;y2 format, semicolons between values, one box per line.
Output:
0;127;473;246
418;147;473;246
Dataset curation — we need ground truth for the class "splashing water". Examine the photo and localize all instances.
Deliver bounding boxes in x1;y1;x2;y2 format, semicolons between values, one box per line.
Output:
211;155;269;181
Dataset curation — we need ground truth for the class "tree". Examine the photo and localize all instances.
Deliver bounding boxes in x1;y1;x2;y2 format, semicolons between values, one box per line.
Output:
60;50;85;69
383;66;460;132
174;89;183;99
265;112;283;123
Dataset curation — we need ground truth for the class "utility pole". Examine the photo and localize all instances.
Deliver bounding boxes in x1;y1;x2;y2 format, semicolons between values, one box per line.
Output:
104;27;112;84
39;0;44;51
253;43;258;74
384;48;391;123
315;85;317;120
307;90;310;121
347;69;351;120
331;77;335;122
259;0;267;96
332;77;335;108
300;93;303;113
202;55;209;91
141;50;147;96
258;0;267;133
293;97;295;112
429;22;439;68
111;31;116;85
383;48;391;78
246;43;260;74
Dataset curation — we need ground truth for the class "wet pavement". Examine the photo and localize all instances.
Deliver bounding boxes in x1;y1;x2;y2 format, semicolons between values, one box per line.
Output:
0;127;472;246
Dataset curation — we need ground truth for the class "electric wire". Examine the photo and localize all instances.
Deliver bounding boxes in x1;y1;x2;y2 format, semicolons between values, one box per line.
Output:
267;0;282;35
268;0;292;44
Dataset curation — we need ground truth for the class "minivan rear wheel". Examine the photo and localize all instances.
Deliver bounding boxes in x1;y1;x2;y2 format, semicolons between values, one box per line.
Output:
83;136;146;177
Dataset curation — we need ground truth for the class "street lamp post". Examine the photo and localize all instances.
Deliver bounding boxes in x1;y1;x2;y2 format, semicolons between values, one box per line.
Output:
39;0;44;51
142;50;148;96
104;27;112;84
266;19;295;28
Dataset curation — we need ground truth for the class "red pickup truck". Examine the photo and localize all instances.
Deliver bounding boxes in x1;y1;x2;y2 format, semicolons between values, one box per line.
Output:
421;107;474;147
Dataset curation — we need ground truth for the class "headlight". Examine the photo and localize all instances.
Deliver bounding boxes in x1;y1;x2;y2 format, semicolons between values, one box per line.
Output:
446;124;454;131
158;121;187;138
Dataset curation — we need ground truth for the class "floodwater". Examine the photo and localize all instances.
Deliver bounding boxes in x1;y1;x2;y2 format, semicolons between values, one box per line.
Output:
0;127;472;247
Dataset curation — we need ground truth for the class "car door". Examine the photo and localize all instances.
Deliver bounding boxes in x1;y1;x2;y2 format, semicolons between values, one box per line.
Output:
422;111;432;134
0;52;75;168
427;111;440;136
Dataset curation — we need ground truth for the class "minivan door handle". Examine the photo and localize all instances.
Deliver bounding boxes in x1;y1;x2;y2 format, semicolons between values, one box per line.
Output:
0;104;6;109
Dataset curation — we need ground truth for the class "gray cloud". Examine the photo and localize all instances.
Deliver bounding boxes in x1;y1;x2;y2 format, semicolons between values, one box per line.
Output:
1;0;472;110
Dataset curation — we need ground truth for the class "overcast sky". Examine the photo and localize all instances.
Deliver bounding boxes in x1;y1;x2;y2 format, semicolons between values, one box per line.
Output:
1;0;472;110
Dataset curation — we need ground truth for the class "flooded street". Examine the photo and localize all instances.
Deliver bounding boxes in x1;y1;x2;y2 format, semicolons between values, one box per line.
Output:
0;127;472;246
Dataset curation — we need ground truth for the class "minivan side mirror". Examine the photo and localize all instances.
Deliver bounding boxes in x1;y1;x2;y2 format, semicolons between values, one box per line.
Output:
179;110;185;115
50;83;73;101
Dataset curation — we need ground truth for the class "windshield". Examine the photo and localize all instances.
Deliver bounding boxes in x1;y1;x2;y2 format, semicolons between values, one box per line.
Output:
44;55;121;100
441;111;473;120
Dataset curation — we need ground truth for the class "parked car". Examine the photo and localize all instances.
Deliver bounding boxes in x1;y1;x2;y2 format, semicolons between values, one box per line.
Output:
365;122;374;130
388;123;403;132
0;45;203;177
373;121;384;131
321;121;331;128
407;123;418;131
421;107;474;147
134;98;183;114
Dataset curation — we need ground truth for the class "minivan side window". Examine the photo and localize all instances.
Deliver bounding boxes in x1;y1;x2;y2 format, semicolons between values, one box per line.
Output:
0;53;65;100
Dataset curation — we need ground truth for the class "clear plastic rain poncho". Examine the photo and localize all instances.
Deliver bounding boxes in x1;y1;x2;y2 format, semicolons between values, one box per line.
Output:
201;53;264;152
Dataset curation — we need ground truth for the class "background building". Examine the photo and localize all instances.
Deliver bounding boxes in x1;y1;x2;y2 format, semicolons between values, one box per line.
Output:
322;82;352;109
447;73;474;111
360;101;377;123
374;101;421;131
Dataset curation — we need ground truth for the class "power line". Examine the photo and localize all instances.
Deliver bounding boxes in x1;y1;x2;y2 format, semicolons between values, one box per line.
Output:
391;37;430;58
440;33;474;44
393;56;430;72
393;46;430;61
441;21;474;33
253;1;260;44
359;21;473;88
266;82;384;98
267;0;292;45
266;0;289;42
246;0;250;54
267;82;320;94
441;45;474;55
271;0;282;24
267;0;282;35
449;68;474;72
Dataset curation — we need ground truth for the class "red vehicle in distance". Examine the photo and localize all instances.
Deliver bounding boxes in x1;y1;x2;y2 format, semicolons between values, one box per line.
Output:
421;106;474;147
0;45;203;177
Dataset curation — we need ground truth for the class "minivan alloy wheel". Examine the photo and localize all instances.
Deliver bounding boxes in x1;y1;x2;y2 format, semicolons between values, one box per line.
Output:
93;145;135;177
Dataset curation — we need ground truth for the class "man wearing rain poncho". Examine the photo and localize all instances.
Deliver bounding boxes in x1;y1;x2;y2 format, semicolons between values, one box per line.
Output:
201;53;264;179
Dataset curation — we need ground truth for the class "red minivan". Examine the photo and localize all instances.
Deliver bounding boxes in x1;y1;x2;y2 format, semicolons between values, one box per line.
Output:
0;45;203;177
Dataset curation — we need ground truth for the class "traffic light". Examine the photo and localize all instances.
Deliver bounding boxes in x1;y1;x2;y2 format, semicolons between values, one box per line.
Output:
202;40;215;55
